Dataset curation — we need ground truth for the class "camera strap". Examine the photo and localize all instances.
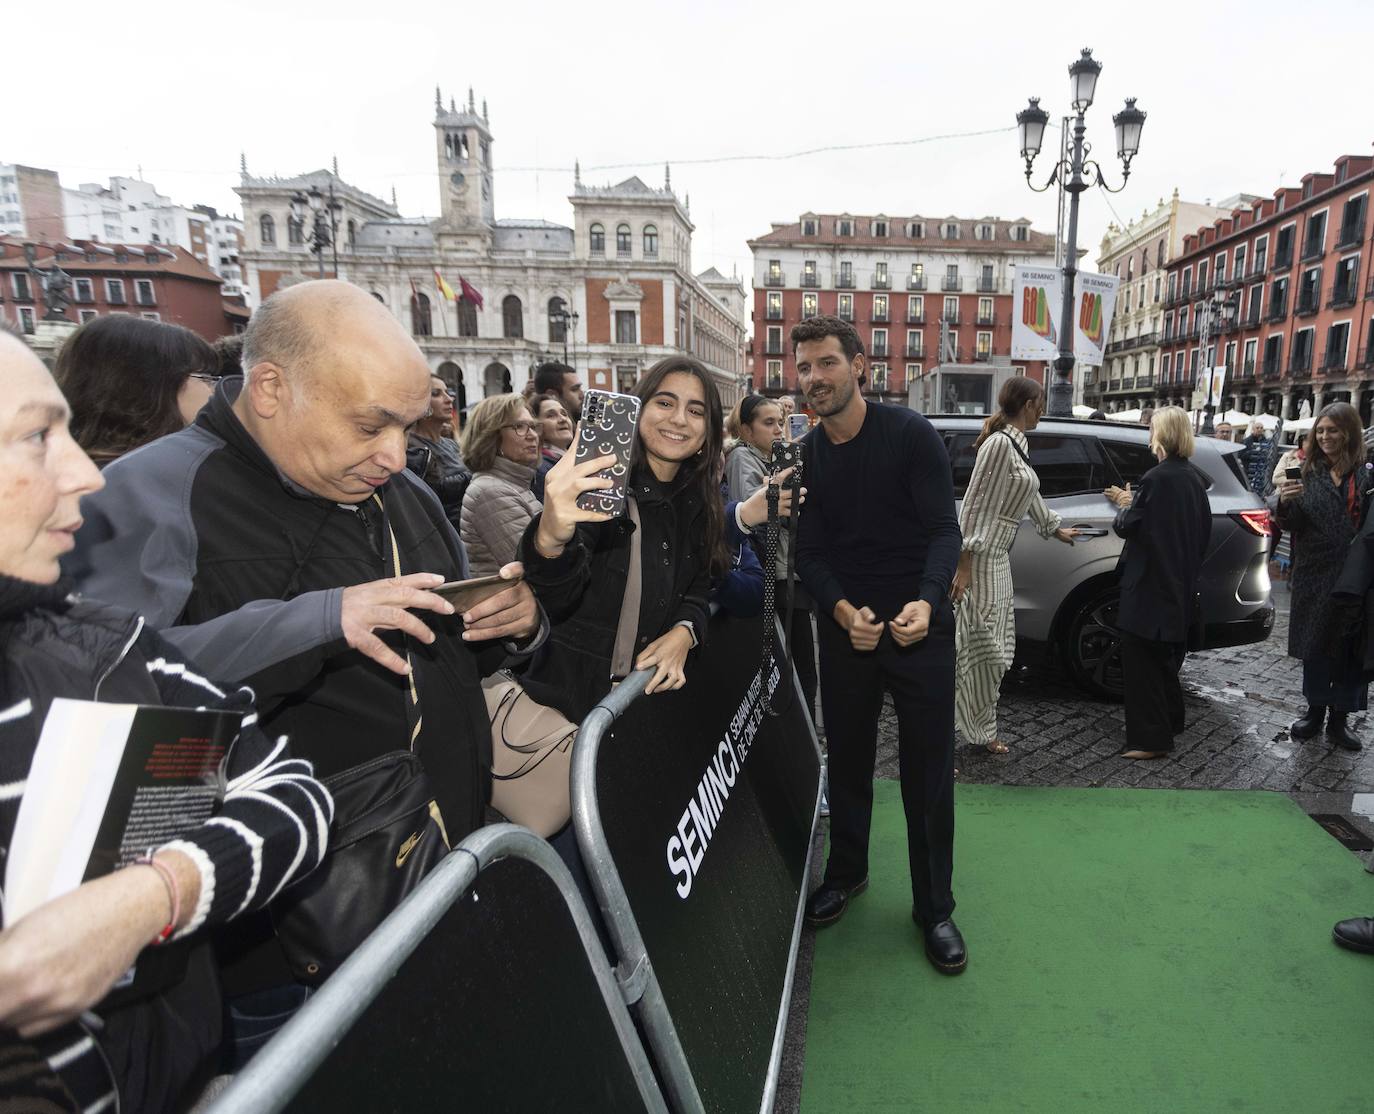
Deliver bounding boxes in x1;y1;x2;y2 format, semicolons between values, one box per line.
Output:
761;444;804;717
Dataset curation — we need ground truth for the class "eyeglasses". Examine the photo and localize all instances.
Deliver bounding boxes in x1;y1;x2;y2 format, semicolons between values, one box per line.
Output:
188;373;219;385
502;421;540;436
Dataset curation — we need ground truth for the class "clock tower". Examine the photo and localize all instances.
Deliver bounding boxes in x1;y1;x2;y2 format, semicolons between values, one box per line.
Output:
435;86;494;229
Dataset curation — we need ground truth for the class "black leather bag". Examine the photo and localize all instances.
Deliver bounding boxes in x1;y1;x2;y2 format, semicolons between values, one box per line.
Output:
271;751;449;985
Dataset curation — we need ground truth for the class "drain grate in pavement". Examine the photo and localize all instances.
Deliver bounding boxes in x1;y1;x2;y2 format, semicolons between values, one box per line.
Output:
1309;813;1374;852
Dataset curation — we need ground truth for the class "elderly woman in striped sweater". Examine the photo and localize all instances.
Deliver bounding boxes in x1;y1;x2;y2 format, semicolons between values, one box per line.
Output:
952;377;1079;754
0;330;332;1114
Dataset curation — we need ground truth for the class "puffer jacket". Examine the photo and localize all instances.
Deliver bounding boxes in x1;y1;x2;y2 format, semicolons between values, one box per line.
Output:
461;458;542;577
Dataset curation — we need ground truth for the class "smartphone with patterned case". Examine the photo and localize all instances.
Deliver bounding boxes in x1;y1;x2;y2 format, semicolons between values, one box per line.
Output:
574;389;641;516
787;413;808;441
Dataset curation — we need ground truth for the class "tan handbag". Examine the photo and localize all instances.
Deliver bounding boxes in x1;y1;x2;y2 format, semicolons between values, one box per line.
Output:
482;671;578;837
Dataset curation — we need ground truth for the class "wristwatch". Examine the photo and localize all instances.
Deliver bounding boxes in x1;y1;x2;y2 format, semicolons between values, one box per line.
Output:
673;619;699;648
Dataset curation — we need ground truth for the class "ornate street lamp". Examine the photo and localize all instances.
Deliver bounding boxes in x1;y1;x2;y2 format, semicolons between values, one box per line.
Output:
290;182;344;278
549;303;580;364
1018;49;1146;417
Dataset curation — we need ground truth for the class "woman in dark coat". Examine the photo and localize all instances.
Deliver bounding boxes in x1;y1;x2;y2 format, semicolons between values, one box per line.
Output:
1104;406;1212;759
1272;402;1374;750
520;357;728;722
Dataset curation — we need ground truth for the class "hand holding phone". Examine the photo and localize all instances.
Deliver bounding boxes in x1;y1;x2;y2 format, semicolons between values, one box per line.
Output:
434;571;524;613
573;389;641;516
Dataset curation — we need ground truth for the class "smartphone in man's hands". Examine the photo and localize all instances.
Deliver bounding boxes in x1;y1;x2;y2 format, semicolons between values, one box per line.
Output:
434;571;523;613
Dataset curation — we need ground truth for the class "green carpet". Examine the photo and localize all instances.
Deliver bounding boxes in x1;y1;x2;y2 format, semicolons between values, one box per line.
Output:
801;784;1374;1112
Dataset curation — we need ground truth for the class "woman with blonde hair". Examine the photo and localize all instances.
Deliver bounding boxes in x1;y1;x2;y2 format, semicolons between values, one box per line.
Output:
1272;402;1374;750
953;377;1078;753
459;393;543;576
1105;406;1211;758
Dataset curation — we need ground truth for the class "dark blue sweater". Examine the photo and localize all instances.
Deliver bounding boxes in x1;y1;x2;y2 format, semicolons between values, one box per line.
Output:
796;402;961;622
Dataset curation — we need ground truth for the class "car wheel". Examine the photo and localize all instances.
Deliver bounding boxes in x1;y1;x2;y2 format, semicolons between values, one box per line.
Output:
1063;587;1125;701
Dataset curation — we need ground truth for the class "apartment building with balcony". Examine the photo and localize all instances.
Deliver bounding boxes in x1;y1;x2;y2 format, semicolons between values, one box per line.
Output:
1086;190;1235;412
1158;150;1374;423
747;212;1055;409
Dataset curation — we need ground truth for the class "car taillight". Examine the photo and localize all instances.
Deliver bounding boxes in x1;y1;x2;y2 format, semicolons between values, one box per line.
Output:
1233;509;1272;537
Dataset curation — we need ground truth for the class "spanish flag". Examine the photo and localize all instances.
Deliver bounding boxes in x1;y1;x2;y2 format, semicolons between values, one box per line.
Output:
434;269;457;301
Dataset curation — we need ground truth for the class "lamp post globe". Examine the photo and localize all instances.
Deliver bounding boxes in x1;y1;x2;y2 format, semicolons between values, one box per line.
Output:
1068;47;1102;112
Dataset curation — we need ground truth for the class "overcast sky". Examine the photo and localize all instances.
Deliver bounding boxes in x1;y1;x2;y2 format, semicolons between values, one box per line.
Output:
12;0;1373;290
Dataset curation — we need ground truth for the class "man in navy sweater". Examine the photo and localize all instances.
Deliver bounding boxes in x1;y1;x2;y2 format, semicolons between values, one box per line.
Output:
793;315;967;975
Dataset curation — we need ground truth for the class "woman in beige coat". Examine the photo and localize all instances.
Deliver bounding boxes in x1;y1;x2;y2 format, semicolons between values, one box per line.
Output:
459;394;544;576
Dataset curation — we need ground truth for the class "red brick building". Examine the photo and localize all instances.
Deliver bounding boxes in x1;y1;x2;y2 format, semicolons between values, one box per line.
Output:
1160;151;1374;422
0;237;248;341
747;213;1057;410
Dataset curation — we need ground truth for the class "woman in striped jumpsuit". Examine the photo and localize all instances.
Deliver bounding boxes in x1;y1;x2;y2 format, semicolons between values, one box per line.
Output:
952;377;1079;753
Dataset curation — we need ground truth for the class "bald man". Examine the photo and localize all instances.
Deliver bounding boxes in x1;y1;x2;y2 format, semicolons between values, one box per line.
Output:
64;282;543;1041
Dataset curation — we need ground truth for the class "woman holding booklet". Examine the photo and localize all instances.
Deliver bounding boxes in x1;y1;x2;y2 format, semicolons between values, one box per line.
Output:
0;328;333;1113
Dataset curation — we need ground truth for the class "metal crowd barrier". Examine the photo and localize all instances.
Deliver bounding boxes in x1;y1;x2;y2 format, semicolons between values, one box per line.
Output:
208;824;667;1114
573;614;823;1114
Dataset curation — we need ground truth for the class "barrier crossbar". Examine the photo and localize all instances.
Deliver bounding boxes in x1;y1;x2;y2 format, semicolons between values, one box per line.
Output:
208;824;667;1114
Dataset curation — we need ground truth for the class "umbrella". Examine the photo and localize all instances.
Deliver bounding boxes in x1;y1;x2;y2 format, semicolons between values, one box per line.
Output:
1106;408;1142;423
1072;404;1096;418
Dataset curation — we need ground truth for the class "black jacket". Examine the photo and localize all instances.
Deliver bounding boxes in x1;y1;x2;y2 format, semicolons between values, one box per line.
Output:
1113;455;1212;644
407;431;471;529
519;464;711;722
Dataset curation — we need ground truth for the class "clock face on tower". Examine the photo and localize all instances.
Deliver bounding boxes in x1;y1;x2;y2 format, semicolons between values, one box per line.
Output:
449;172;465;187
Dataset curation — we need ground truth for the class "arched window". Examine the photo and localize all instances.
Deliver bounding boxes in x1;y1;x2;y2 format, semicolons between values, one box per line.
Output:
456;298;478;337
616;223;632;256
502;294;523;339
411;292;432;337
287;216;305;245
548;296;568;343
370;290;385;303
643;224;658;258
483;362;511;397
259;213;276;246
589;223;605;255
1157;239;1167;269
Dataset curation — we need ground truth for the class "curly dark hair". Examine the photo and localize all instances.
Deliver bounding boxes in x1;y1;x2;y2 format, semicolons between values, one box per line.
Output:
56;315;217;462
789;315;864;361
633;356;730;578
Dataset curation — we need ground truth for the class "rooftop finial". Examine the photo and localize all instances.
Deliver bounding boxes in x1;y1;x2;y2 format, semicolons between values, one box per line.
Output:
239;151;248;178
468;87;475;113
450;96;456;113
391;185;398;208
435;85;442;112
482;98;488;123
665;162;671;190
332;154;339;177
574;159;581;186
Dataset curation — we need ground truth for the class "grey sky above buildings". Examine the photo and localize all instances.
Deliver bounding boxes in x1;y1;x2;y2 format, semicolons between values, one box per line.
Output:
14;0;1374;286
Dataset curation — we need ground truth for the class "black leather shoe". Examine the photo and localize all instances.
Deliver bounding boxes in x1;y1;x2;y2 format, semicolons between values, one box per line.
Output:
916;916;968;975
1333;917;1374;954
1327;712;1364;752
1290;706;1326;740
804;878;868;928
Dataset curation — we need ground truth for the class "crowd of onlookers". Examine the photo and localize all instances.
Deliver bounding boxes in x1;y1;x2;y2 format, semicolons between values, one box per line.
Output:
4;289;1374;1109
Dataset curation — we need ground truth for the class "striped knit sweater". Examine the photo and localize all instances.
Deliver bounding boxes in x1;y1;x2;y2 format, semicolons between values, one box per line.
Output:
0;576;333;1113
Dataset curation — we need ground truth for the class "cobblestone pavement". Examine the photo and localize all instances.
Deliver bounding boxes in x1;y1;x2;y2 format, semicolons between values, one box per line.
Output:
877;584;1374;797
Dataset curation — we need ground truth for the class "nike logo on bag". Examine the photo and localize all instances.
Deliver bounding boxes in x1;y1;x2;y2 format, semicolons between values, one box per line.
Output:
396;830;424;867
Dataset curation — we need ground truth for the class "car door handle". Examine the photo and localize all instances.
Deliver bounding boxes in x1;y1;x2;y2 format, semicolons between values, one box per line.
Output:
1068;526;1110;538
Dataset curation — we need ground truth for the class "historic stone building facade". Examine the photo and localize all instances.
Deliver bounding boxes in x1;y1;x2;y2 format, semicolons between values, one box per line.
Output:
1087;191;1238;413
236;91;747;412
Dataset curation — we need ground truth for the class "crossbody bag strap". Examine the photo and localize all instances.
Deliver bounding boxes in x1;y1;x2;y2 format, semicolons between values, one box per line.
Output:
609;497;644;680
999;428;1032;466
373;493;423;751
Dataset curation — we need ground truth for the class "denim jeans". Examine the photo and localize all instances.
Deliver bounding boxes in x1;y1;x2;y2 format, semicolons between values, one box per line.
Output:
223;982;313;1071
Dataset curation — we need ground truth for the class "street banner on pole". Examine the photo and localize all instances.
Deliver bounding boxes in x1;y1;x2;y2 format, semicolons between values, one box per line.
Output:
1012;266;1062;361
1072;272;1120;365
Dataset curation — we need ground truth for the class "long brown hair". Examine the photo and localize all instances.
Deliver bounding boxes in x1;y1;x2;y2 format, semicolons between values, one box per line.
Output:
633;357;729;577
1304;401;1365;479
973;376;1043;450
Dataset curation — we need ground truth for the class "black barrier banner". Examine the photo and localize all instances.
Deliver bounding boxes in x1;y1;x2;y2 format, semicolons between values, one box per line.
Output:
596;613;820;1113
283;854;650;1113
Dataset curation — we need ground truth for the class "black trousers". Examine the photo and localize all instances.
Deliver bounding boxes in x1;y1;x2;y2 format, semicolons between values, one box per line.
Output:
782;589;818;725
1120;633;1186;752
816;604;956;926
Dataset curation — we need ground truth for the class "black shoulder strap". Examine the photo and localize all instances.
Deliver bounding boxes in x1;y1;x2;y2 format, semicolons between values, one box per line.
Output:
998;428;1032;466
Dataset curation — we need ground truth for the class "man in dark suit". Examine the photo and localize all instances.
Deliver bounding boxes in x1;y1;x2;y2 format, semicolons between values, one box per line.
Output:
1105;406;1212;759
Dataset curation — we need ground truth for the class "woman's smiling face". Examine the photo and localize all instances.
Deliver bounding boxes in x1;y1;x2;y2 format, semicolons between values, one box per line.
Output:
638;371;707;480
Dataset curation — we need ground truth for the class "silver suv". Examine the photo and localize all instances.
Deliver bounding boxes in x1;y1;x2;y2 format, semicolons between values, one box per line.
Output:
930;416;1275;700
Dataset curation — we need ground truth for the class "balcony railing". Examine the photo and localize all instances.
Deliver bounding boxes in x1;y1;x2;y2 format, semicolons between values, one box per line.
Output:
764;308;783;320
836;274;855;289
1337;222;1366;250
1331;279;1359;307
941;276;963;292
1300;237;1326;262
1242;308;1261;327
800;274;820;288
871;344;890;358
871;311;890;323
1288;351;1313;374
906;276;927;291
1239;358;1257;379
764;272;784;287
1295;285;1322;315
1267;293;1289;321
1262;355;1282;378
976;313;996;328
1272;249;1293;272
976;277;996;293
871;275;891;289
941;311;960;325
1322;347;1348;372
107;288;127;305
906;344;925;358
973;349;992;362
906;313;925;325
763;341;784;356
